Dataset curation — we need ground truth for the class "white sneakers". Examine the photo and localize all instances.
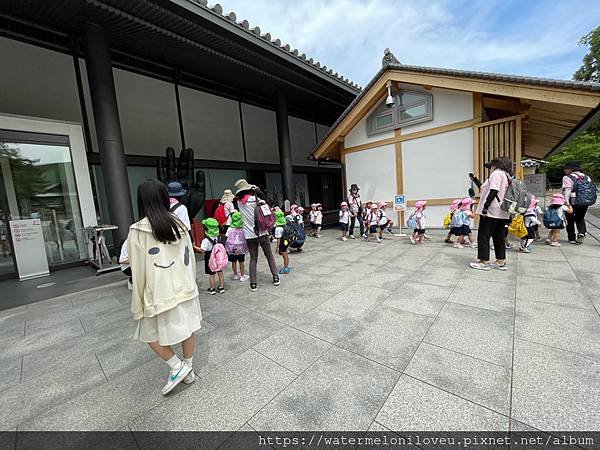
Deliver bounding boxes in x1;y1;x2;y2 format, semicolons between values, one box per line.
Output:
182;370;195;385
233;273;240;280
453;243;464;249
162;362;192;395
239;274;250;282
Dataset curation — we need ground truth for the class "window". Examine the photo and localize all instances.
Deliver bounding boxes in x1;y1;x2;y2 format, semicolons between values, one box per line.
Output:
367;89;433;135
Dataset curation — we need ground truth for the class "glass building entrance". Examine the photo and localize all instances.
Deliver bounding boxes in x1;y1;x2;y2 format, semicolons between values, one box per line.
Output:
0;130;86;277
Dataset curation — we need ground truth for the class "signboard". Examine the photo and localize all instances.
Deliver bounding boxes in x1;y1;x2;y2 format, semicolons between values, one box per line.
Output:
524;173;546;198
10;219;49;281
393;194;406;211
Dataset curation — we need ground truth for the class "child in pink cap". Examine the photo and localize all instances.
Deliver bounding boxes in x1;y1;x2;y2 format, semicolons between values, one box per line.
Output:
519;194;543;253
444;198;463;244
365;203;382;242
377;201;394;238
408;201;427;244
453;198;476;248
339;202;351;241
544;193;573;246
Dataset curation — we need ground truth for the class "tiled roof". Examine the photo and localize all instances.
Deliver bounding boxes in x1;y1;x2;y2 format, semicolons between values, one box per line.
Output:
313;61;600;158
190;0;361;91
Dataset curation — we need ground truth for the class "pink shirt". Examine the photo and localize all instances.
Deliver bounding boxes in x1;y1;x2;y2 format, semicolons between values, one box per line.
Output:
476;169;510;220
562;171;584;190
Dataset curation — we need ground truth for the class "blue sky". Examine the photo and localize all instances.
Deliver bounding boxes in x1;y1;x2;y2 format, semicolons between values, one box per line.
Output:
218;0;600;88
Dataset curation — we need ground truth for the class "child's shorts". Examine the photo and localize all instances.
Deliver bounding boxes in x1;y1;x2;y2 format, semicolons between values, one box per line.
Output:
340;223;348;232
449;226;462;236
204;251;222;275
414;228;425;235
525;225;538;239
459;225;471;236
310;223;318;230
228;253;245;263
369;224;378;233
278;241;289;255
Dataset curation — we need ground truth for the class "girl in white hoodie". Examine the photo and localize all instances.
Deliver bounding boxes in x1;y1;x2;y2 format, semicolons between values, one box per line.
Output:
126;179;202;395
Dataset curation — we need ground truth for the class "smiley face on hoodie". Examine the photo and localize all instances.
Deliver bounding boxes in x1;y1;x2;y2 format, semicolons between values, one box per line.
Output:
147;244;190;269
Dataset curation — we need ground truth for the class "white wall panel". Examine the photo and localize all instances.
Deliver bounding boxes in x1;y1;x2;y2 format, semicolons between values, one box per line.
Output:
242;103;279;164
400;86;472;134
0;37;81;123
345;112;394;148
344;144;396;203
290;116;317;166
180;86;244;161
113;69;180;157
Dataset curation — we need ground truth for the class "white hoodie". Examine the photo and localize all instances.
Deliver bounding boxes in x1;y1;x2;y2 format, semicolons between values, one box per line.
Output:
127;217;198;320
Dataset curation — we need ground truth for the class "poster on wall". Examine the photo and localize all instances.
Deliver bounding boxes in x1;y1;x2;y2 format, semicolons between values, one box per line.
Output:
265;173;310;208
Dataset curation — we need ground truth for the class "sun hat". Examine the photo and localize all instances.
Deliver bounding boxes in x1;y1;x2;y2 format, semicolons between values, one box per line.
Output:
166;181;186;197
340;201;348;207
349;184;360;192
378;201;387;208
290;204;298;211
450;198;462;211
284;214;294;223
310;203;317;208
234;179;255;195
316;203;322;207
527;194;538;212
275;210;286;226
415;200;427;210
220;189;234;203
460;197;474;210
202;218;220;237
370;203;378;210
230;211;243;229
550;193;565;206
297;207;304;213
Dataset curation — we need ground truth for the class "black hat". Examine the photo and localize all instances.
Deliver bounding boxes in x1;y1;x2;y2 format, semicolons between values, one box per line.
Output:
484;158;502;169
564;161;581;170
349;184;360;191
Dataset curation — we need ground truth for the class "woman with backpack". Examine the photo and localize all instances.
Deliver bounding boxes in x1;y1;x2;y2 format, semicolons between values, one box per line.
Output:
127;179;201;395
470;157;513;271
234;179;280;292
562;161;596;245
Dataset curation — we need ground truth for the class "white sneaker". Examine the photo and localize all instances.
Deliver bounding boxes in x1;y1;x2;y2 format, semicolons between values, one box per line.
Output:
453;243;463;248
342;237;347;241
161;362;192;395
126;279;133;290
549;242;561;247
316;234;321;238
182;370;196;385
470;243;477;248
409;236;416;245
239;274;250;282
376;237;382;243
470;261;491;271
233;274;240;280
349;235;356;240
493;262;508;271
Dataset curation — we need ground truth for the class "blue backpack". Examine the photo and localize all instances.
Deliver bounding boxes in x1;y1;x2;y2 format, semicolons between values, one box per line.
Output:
543;207;564;229
289;222;305;248
406;212;418;230
569;174;597;207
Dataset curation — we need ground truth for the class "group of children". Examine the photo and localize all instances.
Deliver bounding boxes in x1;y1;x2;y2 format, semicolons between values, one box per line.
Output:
339;200;394;242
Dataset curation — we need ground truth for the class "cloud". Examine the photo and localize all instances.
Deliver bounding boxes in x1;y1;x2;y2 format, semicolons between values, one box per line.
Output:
218;0;598;86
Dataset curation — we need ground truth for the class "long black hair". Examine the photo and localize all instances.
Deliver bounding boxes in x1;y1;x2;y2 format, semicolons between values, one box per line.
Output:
137;179;182;243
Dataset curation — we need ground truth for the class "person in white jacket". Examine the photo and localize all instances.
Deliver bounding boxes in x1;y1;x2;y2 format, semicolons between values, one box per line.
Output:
126;179;202;395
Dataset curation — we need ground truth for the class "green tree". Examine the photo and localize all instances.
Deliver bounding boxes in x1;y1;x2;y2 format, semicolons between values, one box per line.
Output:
574;26;600;82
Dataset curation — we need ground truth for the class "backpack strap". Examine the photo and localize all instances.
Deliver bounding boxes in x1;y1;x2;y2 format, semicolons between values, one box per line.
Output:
170;202;182;213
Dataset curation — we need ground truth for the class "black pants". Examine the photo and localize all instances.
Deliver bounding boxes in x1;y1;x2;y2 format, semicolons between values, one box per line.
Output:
246;234;278;284
122;266;132;282
477;216;509;262
565;205;588;241
349;214;364;236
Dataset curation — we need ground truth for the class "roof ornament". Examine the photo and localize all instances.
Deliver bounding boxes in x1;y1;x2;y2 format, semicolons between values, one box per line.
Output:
382;48;400;68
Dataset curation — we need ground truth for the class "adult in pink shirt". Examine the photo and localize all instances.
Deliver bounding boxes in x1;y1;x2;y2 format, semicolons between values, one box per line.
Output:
561;161;589;244
470;157;513;271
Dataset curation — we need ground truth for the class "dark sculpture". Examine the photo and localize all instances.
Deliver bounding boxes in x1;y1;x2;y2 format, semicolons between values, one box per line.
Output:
382;48;400;67
156;147;206;221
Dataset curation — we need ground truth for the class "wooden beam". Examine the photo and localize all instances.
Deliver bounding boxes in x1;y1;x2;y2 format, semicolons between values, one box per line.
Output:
342;117;479;155
473;114;524;128
473;92;483;121
395;129;404;226
388;70;600;108
483;96;522;113
407;198;462;207
515;117;523;179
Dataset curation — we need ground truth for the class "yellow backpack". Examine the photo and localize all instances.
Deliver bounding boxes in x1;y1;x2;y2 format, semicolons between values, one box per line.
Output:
443;213;452;229
508;215;528;238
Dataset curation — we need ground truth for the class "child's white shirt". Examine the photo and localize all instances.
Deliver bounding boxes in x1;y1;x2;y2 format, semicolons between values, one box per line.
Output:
368;211;379;226
555;205;570;220
415;211;426;229
378;210;388;226
295;214;304;224
339;210;350;224
274;226;284;239
200;237;214;252
459;210;473;227
314;211;323;225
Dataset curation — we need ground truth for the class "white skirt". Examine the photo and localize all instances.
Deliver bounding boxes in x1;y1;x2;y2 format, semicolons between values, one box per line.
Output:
133;296;202;346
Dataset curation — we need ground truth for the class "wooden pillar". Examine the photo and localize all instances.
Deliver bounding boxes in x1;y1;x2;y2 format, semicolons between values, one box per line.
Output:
515;117;523;179
394;130;404;227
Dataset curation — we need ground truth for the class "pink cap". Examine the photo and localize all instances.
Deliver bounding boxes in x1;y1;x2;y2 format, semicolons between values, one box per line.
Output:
378;201;387;208
297;207;304;213
460;197;474;210
340;201;348;207
527;194;538;212
450;198;462;211
370;203;378;209
415;200;427;210
550;193;565;206
290;204;297;210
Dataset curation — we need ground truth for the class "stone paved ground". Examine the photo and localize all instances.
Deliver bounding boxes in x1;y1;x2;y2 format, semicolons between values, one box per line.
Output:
1;228;599;434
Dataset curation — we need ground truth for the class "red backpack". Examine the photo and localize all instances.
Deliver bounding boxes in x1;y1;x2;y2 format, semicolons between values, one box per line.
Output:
214;203;227;226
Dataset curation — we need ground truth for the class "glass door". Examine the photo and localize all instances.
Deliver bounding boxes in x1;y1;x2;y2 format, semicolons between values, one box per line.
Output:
0;130;87;274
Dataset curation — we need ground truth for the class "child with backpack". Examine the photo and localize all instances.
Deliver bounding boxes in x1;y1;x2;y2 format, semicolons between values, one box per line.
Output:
295;207;305;225
291;214;306;252
453;198;476;248
278;215;295;274
339;201;351;241
309;203;323;238
199;218;227;294
363;203;380;242
544;193;573;247
519;195;543;253
225;211;249;282
408;201;427;244
214;189;236;233
377;202;393;238
444;199;462;243
274;210;286;248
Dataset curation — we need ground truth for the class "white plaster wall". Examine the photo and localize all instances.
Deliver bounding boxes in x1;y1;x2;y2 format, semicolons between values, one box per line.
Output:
344;144;396;203
344;112;394;148
0;37;81;123
400;86;472;135
403;127;473;226
180;86;244;161
114;69;181;157
242;103;279;164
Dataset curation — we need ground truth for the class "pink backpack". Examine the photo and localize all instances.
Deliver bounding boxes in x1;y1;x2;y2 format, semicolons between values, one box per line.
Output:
254;201;275;233
208;238;228;272
225;228;247;255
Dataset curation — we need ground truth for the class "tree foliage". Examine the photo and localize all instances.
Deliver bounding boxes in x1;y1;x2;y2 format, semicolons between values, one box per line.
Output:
574;26;600;82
